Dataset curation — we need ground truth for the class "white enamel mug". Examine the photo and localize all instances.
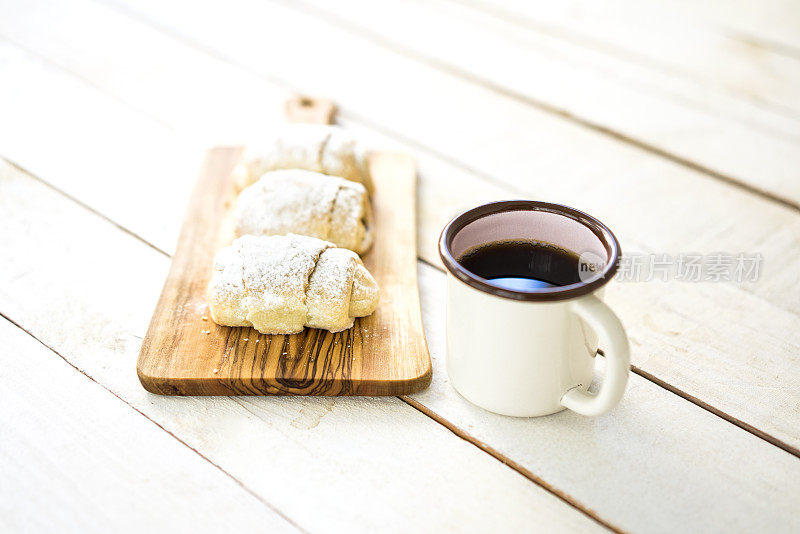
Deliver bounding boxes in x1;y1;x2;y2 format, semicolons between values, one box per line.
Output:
438;201;629;417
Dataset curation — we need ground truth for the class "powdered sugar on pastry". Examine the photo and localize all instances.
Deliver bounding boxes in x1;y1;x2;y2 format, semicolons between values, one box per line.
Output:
232;124;374;193
235;169;373;254
207;234;380;334
305;247;358;332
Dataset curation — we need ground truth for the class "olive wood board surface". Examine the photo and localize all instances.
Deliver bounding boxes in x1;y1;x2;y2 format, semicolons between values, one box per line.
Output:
137;144;432;395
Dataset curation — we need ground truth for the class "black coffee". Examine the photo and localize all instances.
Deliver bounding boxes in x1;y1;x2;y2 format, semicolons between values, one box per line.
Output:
457;240;582;291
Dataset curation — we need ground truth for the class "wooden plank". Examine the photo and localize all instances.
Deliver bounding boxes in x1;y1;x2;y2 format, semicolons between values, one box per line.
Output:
2;0;800;450
0;318;299;534
99;0;800;207
545;0;800;53
138;147;431;395
0;41;201;254
461;0;800;113
0;160;606;532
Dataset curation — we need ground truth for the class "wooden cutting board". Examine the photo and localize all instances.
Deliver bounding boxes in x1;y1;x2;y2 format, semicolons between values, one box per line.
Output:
137;97;431;395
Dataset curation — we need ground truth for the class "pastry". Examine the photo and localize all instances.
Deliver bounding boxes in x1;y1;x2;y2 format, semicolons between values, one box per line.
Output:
234;169;373;254
207;234;380;334
233;124;374;193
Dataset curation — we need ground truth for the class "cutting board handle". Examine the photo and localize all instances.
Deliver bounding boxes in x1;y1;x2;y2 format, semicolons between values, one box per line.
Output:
285;95;337;125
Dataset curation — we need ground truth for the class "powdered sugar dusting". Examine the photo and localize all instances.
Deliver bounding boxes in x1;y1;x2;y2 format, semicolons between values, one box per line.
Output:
207;234;379;334
329;180;372;253
306;248;358;332
234;124;372;191
234;170;372;254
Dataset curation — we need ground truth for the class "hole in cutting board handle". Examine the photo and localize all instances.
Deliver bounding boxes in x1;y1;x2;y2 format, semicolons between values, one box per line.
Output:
285;95;337;125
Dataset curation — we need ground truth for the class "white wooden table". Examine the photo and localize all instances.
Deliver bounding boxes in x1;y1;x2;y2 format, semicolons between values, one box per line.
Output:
1;1;799;532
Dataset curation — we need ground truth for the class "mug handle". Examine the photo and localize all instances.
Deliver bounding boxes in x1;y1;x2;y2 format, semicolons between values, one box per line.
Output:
560;294;630;416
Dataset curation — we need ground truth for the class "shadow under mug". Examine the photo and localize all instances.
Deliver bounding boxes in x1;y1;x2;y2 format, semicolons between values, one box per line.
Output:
438;200;629;417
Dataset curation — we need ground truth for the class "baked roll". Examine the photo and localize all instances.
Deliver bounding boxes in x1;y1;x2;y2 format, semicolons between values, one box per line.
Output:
233;124;374;193
234;169;373;255
207;234;380;334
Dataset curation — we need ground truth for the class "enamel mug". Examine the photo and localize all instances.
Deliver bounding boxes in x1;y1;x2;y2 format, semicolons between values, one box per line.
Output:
438;201;629;417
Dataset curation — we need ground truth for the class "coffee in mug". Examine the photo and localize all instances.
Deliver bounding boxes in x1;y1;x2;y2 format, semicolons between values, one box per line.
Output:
457;240;583;291
439;200;629;417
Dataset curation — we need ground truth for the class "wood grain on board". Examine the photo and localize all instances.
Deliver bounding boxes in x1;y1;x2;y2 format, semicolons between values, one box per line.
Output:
137;98;431;395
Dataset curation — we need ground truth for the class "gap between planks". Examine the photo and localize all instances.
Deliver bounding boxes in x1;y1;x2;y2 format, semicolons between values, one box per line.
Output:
398;395;624;533
1;158;170;258
257;0;800;213
629;363;800;460
0;310;308;534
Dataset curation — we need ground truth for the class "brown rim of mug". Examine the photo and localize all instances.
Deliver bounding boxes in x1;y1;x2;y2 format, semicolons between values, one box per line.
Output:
438;200;621;302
